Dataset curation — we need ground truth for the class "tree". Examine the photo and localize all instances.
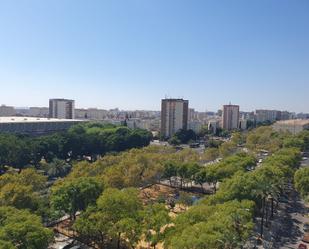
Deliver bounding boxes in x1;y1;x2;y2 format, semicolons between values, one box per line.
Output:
0;169;44;190
231;132;245;145
0;240;16;249
168;129;196;145
194;168;208;191
143;203;170;249
0;169;46;211
294;167;309;198
298;130;309;150
204;165;222;193
0;183;40;211
97;188;142;249
51;177;103;220
177;163;189;188
41;158;72;179
168;136;181;145
163;161;178;186
283;137;305;150
165;200;254;249
17;168;47;191
74;188;143;249
203;148;219;162
176;192;194;206
0;206;53;249
0;134;33;169
73;206;110;249
219;141;238;157
115;218;142;249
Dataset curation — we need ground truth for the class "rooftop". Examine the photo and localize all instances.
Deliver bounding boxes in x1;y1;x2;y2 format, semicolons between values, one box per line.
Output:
0;117;84;123
274;119;309;126
49;98;74;102
162;98;188;102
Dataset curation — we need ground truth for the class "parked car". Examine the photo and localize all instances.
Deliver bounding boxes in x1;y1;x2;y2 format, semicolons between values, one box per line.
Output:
299;243;308;249
279;196;289;203
189;142;200;148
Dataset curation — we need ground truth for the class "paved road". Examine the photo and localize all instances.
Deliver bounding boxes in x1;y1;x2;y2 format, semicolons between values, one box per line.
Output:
274;155;309;248
268;155;309;249
275;189;309;248
245;155;309;249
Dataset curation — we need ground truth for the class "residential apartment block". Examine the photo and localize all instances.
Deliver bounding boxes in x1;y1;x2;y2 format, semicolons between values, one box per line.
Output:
161;98;189;138
222;104;240;130
49;99;75;119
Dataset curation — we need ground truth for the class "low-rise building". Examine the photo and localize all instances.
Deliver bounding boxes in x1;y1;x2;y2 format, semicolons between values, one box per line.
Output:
188;120;203;134
272;119;309;135
0;105;15;116
239;119;248;130
0;116;85;135
75;108;107;120
208;120;220;134
255;109;280;123
28;107;49;117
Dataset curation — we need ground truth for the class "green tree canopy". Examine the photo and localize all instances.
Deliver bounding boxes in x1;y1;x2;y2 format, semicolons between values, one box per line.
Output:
0;206;53;249
294;167;309;198
51;177;103;220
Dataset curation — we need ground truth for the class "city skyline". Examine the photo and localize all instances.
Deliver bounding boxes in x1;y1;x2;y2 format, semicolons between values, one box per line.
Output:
0;100;306;114
0;1;309;112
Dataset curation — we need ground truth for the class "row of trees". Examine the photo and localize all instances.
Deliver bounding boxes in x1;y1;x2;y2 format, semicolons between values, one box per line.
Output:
245;126;309;153
48;133;303;249
0;122;152;170
294;167;309;201
165;146;302;248
67;146;203;189
163;152;256;191
0;125;307;248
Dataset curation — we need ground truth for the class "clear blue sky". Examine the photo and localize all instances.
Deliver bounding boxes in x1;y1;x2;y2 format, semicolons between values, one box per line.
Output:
0;0;308;112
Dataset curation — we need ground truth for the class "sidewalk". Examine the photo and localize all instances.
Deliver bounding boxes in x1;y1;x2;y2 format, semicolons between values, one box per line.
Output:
245;189;309;249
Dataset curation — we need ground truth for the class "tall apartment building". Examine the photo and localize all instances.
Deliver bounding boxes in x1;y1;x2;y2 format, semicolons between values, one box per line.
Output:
49;99;75;119
222;104;240;130
161;98;188;138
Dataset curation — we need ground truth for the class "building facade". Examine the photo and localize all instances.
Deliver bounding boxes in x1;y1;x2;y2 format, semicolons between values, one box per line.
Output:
255;109;280;123
208;120;220;134
161;99;189;138
273;119;309;135
188;120;203;134
222;104;240;130
0;117;84;135
49;99;75;119
28;107;49;117
0;105;15;116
